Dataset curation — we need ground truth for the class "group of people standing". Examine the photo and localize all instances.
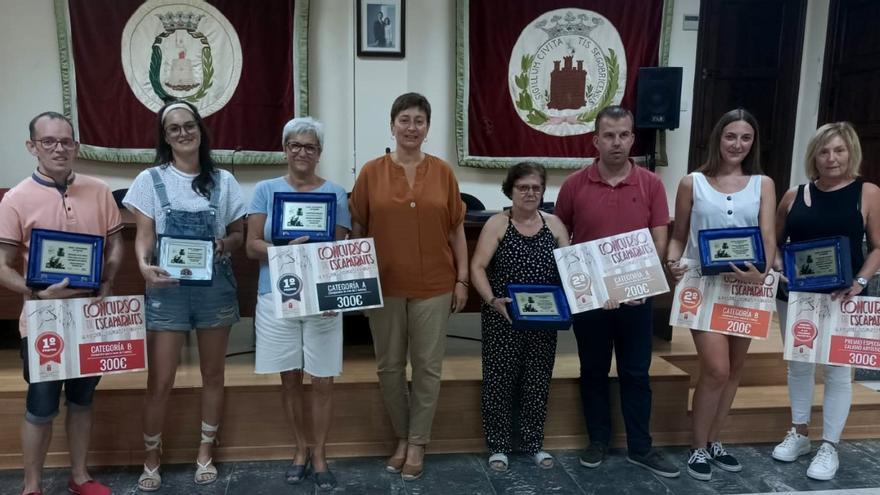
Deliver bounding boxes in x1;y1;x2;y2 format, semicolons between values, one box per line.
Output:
1;94;874;495
437;103;875;484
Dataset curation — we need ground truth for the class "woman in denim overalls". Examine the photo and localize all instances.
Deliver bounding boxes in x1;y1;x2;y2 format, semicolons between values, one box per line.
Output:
122;101;245;491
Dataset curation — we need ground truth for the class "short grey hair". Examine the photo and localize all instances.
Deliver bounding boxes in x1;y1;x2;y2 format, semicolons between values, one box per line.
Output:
282;116;324;150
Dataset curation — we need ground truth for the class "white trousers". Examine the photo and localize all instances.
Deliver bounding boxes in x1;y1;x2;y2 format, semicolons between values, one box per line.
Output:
777;300;852;443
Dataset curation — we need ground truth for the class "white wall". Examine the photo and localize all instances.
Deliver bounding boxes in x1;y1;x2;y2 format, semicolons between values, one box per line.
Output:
789;0;830;188
0;0;832;211
654;0;700;208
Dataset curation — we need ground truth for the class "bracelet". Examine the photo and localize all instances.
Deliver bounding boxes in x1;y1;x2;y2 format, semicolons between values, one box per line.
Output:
665;259;679;266
30;289;41;300
456;279;470;288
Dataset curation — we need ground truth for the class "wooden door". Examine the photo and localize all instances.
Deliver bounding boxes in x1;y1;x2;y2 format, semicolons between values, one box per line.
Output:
689;0;807;200
819;0;880;185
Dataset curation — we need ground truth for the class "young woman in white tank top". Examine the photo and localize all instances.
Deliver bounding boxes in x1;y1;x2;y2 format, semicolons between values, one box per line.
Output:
666;109;777;481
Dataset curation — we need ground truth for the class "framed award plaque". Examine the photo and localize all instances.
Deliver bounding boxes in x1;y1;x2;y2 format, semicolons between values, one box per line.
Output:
271;192;337;244
157;235;214;286
26;229;104;290
783;236;852;292
698;227;766;275
506;284;572;331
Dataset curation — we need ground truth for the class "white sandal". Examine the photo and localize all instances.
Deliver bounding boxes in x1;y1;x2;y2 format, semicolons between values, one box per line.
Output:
137;433;162;492
533;451;554;469
488;453;509;472
195;421;219;485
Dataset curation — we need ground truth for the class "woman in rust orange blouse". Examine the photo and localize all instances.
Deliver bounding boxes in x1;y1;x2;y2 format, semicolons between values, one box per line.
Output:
350;92;468;481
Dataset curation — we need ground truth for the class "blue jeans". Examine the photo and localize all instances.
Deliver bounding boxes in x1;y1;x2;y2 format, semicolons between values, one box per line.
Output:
21;338;100;424
146;257;240;331
572;300;654;455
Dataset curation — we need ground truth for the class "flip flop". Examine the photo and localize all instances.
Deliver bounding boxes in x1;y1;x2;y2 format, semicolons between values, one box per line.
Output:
313;469;337;491
285;457;310;484
488;453;509;472
533;451;554;469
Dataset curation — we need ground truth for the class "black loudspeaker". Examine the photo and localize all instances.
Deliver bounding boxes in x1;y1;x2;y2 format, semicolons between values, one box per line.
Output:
635;67;683;130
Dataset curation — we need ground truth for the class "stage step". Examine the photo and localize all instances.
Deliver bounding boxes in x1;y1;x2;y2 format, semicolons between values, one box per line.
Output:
0;347;694;469
663;351;794;387
2;322;880;469
686;384;880;443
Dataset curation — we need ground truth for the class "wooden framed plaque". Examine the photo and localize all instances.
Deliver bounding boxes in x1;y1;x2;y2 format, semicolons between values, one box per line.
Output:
698;227;766;275
26;229;103;290
783;236;852;292
271;192;337;244
506;284;571;331
157;235;214;286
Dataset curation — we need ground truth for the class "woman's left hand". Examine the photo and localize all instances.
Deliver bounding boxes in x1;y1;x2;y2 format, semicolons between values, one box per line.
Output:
728;261;766;285
452;282;469;313
831;280;865;301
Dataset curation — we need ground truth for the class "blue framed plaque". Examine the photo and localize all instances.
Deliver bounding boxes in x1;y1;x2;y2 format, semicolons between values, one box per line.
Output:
272;192;337;244
157;234;214;286
506;284;571;331
26;229;103;290
698;227;766;275
783;236;852;292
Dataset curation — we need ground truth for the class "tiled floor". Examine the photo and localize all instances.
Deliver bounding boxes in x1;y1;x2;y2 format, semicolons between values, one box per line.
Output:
3;441;880;494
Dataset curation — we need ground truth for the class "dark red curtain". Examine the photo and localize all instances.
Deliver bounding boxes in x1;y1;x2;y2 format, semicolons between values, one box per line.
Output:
67;0;296;152
466;0;662;159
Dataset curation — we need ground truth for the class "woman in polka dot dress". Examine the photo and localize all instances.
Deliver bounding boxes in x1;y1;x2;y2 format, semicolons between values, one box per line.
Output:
471;162;570;472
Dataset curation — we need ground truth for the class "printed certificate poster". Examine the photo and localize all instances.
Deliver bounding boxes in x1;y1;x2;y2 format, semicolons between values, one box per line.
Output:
26;296;146;383
268;238;384;318
669;258;779;339
554;228;669;313
784;293;880;369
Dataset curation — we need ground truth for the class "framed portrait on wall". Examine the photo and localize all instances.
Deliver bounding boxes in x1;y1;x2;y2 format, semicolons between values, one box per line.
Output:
356;0;405;58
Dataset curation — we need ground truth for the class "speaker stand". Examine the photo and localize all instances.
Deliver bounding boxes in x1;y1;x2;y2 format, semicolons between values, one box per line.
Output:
646;130;657;172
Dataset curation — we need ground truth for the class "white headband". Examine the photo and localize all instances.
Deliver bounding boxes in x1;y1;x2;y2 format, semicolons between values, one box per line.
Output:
160;102;195;123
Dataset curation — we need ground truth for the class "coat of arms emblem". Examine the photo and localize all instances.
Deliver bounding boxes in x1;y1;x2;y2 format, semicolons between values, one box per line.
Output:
121;0;242;116
508;9;627;136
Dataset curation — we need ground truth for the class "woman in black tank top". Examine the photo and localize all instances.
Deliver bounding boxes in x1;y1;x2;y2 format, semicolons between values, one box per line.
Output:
771;122;880;481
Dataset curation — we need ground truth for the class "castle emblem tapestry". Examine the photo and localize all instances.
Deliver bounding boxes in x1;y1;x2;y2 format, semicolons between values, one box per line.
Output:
456;0;671;168
55;0;309;164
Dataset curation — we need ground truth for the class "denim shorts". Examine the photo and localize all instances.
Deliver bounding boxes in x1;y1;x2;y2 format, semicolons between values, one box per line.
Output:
20;338;100;424
145;259;240;331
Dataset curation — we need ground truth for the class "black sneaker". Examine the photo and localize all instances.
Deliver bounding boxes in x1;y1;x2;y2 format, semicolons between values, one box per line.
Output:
708;441;742;472
687;448;712;481
579;443;607;468
626;449;681;478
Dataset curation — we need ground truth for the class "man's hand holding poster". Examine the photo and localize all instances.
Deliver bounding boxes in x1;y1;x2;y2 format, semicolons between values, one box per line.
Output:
26;295;146;383
554;228;669;313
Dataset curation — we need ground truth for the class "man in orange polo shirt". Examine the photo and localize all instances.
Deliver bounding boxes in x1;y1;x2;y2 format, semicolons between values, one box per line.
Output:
555;105;679;478
0;112;122;495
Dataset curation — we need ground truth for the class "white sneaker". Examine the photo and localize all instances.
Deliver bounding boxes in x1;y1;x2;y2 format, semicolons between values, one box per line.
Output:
806;442;839;481
772;427;811;462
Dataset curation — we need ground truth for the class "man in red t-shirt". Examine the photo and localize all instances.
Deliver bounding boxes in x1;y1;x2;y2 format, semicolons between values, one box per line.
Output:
555;105;678;478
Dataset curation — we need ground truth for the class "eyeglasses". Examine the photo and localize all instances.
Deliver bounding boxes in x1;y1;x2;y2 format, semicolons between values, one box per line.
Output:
514;184;543;194
33;138;77;151
285;142;321;155
164;122;199;137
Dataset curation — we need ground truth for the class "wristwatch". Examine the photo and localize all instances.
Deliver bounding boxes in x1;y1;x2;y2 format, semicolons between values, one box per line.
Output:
856;277;869;288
